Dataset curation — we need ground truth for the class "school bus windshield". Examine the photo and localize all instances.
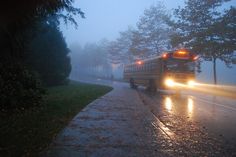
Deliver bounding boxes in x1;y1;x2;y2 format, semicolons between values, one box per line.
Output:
164;59;195;73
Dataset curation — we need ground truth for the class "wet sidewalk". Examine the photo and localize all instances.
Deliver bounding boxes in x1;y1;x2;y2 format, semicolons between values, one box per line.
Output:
43;83;172;157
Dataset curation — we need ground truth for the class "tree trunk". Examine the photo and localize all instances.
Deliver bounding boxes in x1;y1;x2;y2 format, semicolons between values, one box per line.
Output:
213;57;217;84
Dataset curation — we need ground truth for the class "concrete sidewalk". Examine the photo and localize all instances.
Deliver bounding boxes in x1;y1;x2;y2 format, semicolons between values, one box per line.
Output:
43;83;172;157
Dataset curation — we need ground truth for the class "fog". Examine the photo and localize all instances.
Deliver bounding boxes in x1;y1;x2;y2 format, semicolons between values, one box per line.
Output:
61;0;236;85
62;0;185;45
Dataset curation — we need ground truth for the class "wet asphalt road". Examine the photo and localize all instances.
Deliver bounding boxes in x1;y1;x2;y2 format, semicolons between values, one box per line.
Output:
151;89;236;143
44;79;236;156
138;88;236;156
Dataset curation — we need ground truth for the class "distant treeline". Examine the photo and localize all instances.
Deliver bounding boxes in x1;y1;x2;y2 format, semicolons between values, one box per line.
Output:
70;41;113;80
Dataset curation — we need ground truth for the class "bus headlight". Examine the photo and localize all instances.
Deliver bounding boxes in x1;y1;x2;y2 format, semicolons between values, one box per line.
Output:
188;80;196;87
165;79;175;87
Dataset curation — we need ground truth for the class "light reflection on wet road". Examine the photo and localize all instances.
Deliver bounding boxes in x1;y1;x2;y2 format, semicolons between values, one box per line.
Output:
159;91;236;142
138;87;236;155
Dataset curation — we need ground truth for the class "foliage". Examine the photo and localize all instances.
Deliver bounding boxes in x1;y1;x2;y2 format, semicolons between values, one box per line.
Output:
0;0;84;60
132;3;172;57
172;0;236;83
107;3;173;64
0;61;44;110
0;0;83;110
26;17;71;86
0;81;112;157
0;0;84;28
216;6;236;63
107;27;137;64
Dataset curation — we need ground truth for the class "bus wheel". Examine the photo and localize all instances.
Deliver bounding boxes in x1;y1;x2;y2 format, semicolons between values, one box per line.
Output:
148;79;157;93
129;78;136;89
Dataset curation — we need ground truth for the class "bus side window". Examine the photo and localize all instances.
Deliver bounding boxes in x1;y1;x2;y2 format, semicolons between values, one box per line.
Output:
162;60;167;72
148;63;151;71
154;62;157;69
154;62;158;70
151;62;155;70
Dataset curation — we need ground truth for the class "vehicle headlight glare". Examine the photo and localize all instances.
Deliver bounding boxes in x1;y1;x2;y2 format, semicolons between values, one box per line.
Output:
165;79;175;87
188;80;195;87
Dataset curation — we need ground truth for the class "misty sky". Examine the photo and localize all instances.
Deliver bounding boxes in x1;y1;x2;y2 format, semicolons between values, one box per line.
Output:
61;0;236;85
61;0;185;46
62;0;235;46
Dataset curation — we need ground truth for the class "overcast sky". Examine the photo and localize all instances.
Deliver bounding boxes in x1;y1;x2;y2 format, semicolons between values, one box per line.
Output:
61;0;185;46
61;0;234;46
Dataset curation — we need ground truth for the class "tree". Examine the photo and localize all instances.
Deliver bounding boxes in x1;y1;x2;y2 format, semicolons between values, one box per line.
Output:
172;0;236;84
26;17;71;86
71;42;112;79
107;3;173;64
0;0;84;110
0;0;84;59
107;27;136;64
133;3;173;57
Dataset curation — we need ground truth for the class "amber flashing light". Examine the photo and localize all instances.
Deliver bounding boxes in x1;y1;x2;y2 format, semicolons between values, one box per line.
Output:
177;51;187;55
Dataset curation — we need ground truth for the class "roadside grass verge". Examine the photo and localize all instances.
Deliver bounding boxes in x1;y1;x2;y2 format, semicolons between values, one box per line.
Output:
0;81;112;157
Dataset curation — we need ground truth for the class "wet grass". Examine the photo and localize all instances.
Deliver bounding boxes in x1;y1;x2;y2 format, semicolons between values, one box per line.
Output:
0;81;112;157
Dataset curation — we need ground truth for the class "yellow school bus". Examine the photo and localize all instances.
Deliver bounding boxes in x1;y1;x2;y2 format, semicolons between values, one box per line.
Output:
123;49;198;91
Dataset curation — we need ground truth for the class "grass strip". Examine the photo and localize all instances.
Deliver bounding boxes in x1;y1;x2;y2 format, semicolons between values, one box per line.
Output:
0;81;112;157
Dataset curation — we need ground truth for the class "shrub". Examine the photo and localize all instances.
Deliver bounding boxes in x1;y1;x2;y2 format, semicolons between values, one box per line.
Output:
0;61;45;111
